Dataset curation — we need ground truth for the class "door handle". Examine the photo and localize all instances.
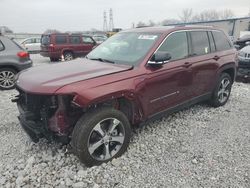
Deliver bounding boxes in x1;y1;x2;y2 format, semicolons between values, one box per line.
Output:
183;62;192;68
213;55;220;61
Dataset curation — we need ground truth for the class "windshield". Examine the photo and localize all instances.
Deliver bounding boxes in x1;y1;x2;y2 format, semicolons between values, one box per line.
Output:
87;32;160;66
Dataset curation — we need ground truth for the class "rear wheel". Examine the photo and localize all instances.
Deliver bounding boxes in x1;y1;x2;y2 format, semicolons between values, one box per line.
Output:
71;107;131;166
63;51;74;61
0;68;17;90
209;73;232;107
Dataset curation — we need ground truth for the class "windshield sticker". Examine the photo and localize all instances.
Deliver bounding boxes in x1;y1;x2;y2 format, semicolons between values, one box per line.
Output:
138;35;158;40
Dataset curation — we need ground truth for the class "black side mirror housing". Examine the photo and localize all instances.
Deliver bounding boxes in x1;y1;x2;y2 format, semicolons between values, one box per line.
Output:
148;51;172;66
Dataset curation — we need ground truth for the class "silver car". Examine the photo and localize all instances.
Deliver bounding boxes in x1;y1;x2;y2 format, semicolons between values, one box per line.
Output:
20;37;41;53
0;34;32;90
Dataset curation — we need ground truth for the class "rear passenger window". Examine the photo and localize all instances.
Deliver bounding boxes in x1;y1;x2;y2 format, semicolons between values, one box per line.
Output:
70;36;81;44
212;31;232;51
55;36;67;44
208;32;216;52
158;32;188;61
0;41;4;51
190;31;210;56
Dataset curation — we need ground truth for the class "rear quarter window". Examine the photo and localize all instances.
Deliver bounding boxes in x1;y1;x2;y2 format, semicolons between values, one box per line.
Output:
82;36;95;44
55;36;67;44
212;31;232;51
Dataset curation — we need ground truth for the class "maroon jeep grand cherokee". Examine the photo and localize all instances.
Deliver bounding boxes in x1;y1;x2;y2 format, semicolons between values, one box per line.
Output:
14;26;237;166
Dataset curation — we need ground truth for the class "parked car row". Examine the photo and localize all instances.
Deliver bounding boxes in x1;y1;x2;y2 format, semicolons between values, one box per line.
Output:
18;33;108;62
40;33;97;61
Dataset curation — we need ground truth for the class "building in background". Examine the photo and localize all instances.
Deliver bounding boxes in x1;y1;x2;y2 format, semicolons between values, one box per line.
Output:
165;17;250;41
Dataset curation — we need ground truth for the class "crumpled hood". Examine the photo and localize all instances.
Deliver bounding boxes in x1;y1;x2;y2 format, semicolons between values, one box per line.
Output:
17;58;132;94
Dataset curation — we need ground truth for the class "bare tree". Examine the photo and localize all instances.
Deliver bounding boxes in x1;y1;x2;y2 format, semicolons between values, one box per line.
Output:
161;19;180;25
43;29;61;34
192;10;220;21
192;9;235;22
148;20;156;26
220;9;235;19
136;21;147;28
179;8;193;23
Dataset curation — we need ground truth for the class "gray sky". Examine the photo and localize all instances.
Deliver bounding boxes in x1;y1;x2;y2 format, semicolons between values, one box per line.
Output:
0;0;249;33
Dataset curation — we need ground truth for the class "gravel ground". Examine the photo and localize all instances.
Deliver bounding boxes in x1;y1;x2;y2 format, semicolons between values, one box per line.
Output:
0;54;250;187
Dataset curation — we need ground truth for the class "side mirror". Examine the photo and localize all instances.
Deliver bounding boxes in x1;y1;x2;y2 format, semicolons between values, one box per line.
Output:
148;51;171;66
245;41;250;46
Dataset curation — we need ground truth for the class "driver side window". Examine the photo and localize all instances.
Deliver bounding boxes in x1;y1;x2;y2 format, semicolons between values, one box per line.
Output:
158;32;188;61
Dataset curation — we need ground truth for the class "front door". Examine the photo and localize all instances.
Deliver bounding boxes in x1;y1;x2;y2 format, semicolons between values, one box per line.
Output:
144;31;193;117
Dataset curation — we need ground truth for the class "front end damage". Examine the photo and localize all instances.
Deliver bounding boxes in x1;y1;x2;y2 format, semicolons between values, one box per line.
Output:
12;88;82;143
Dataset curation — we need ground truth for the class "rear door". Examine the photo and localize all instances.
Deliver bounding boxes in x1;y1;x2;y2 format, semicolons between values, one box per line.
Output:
69;35;82;57
186;30;219;97
81;36;96;56
54;35;68;57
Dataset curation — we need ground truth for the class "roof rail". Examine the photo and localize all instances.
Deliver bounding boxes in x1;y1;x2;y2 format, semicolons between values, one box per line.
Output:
175;24;214;28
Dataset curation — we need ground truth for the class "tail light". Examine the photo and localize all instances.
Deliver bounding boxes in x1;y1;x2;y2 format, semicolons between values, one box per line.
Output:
49;44;54;51
17;51;29;58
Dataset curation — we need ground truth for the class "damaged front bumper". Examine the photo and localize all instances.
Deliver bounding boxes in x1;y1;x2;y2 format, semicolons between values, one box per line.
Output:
17;102;53;143
13;89;81;144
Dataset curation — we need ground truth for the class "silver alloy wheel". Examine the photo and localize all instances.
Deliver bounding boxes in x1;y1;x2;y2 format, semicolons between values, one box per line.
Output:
0;70;15;89
218;78;230;103
88;118;125;161
64;53;73;61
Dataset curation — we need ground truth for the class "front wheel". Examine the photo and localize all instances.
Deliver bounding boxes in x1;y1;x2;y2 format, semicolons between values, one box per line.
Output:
209;73;232;107
71;107;131;166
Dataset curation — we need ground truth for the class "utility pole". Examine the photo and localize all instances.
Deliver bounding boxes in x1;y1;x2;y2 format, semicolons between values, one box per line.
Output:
109;8;114;32
103;11;108;32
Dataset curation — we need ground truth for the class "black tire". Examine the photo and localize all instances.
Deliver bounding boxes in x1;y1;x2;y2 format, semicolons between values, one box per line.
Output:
209;73;232;107
63;51;74;61
50;57;59;62
0;68;17;90
71;107;131;166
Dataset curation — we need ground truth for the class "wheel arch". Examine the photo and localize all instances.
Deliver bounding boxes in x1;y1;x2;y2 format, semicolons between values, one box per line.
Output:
0;65;19;72
62;49;74;57
216;62;236;83
72;91;144;125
